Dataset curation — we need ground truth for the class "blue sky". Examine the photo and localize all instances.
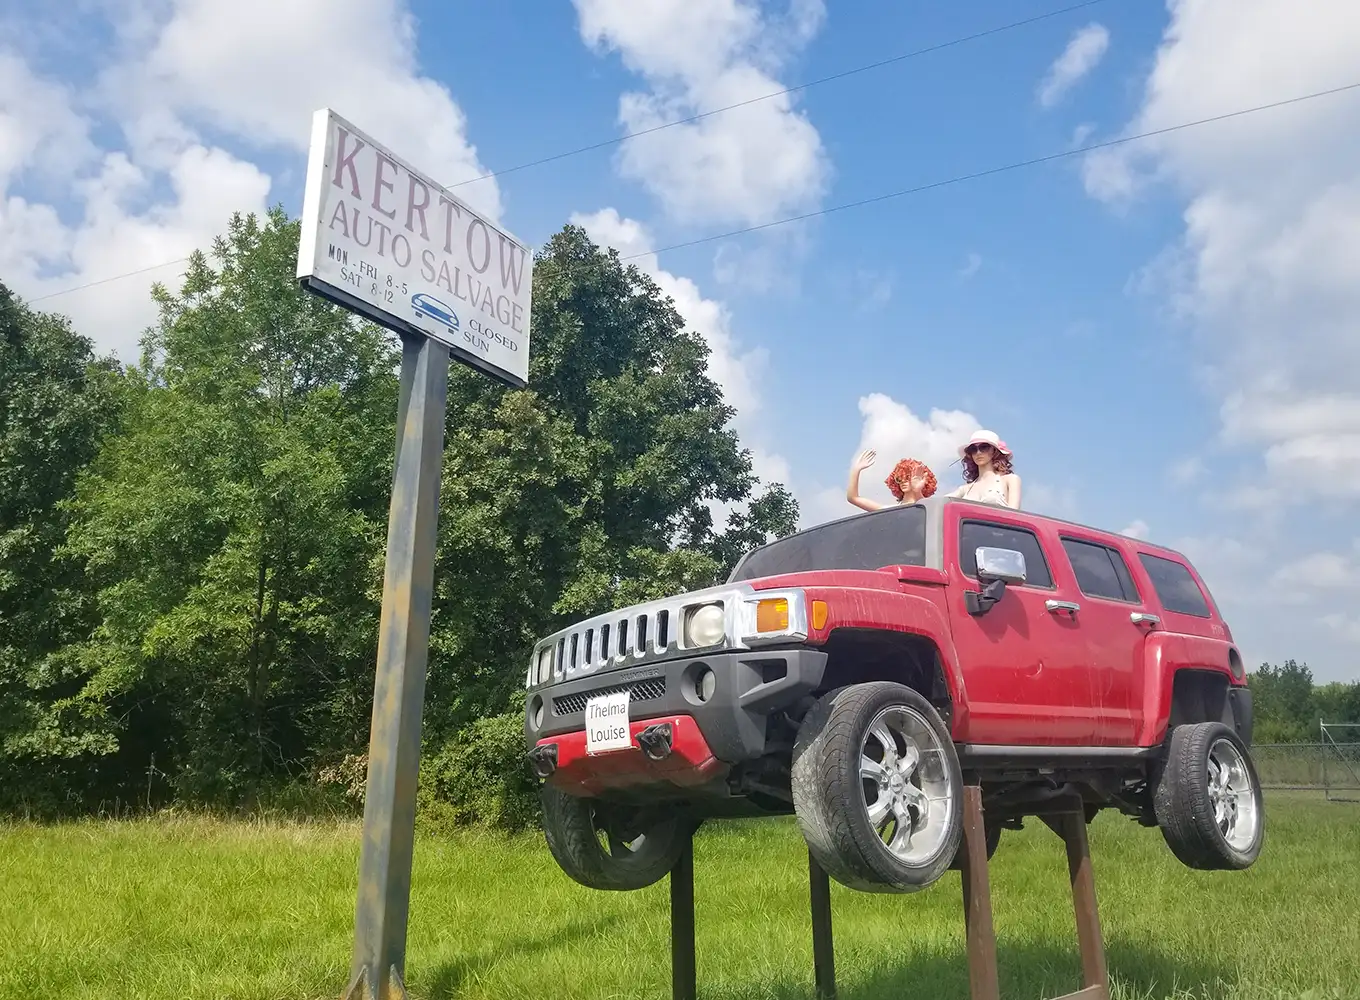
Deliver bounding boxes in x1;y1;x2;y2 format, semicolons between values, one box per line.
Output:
4;0;1360;682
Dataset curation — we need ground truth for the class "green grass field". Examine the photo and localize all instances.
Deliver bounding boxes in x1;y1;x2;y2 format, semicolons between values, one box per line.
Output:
2;791;1357;1000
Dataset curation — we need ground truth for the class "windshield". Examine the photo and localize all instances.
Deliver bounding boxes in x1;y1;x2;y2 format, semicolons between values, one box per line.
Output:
728;504;927;582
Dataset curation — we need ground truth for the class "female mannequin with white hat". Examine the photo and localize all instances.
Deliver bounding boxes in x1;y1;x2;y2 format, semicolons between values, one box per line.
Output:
948;430;1022;508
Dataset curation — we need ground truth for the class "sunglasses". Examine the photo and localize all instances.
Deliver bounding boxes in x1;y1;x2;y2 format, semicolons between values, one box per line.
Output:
965;442;994;454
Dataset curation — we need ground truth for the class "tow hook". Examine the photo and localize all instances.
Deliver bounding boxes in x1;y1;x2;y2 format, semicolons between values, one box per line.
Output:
637;723;674;761
526;743;558;779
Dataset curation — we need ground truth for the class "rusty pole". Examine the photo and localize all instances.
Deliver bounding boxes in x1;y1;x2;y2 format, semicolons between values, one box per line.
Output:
343;332;450;1000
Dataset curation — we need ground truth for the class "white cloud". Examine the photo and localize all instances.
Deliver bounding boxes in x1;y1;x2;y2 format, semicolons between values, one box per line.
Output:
3;0;498;363
1320;613;1360;644
1273;551;1357;590
1169;456;1203;486
1037;23;1110;108
1077;2;1360;681
118;0;500;220
958;252;982;280
573;207;767;421
856;393;978;479
831;393;978;513
572;207;792;512
802;393;1080;525
1081;1;1360;501
572;0;830;227
0;51;95;187
1120;519;1150;539
1024;481;1079;520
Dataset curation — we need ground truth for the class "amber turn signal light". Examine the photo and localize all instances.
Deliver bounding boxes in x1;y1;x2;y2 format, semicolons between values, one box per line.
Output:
811;600;828;631
755;598;789;633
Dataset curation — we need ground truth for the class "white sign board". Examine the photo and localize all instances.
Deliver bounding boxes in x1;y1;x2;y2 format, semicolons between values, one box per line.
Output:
296;108;532;387
584;690;633;755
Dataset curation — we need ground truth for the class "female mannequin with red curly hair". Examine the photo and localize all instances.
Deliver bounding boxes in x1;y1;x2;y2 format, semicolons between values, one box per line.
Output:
845;450;937;512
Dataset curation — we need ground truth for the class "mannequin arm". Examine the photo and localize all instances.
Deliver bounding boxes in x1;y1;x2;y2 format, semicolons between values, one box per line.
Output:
846;464;885;512
1004;473;1022;509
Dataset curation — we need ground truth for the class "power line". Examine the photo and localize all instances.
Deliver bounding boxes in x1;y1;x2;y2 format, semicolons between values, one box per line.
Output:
445;0;1124;189
21;0;1118;306
24;78;1360;308
615;79;1360;262
28;257;191;303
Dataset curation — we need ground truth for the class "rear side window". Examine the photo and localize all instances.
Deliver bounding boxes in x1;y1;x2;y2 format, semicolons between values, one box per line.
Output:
1061;537;1140;603
1138;553;1212;617
958;520;1053;588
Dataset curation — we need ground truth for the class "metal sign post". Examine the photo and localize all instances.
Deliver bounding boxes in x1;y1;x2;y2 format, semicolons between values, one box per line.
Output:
343;332;449;1000
294;106;533;1000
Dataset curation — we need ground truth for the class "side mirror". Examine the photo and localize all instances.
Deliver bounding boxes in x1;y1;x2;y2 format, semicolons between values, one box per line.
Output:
976;546;1027;585
966;546;1026;616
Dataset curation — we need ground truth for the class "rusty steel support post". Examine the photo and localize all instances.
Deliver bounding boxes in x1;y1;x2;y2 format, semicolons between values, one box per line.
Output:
1041;811;1109;996
961;784;1001;1000
671;837;697;1000
343;333;450;1000
808;851;837;1000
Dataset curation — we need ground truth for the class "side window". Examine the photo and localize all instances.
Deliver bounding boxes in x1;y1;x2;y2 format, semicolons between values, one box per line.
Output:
1138;553;1211;617
1061;537;1141;603
958;520;1053;588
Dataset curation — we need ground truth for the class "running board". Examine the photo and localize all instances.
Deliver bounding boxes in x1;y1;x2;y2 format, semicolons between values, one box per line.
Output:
958;744;1157;768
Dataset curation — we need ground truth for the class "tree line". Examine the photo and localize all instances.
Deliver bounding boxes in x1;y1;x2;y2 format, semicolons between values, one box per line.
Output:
2;208;1356;828
0;209;797;825
1247;659;1360;745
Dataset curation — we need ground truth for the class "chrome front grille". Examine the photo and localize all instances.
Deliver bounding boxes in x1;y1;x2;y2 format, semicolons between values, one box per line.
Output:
531;584;742;687
552;607;673;676
551;676;667;717
526;581;808;691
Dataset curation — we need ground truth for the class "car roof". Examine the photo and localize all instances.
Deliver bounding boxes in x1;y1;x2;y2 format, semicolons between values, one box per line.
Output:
738;494;1198;568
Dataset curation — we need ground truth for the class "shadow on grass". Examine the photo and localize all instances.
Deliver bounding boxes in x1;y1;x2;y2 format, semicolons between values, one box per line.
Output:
424;914;624;1000
420;924;1232;1000
706;939;1234;1000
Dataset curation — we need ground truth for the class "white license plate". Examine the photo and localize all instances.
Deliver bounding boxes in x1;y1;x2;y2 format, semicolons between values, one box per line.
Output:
585;689;633;755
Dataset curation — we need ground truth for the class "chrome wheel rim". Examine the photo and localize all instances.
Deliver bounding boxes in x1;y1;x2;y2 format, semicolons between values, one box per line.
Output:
1207;738;1259;852
859;705;955;864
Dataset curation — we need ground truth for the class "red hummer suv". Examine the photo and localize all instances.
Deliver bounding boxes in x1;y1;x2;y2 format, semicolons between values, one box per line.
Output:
523;496;1264;894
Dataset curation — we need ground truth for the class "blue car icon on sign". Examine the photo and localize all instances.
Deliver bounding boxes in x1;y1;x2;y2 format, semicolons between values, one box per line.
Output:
411;292;459;333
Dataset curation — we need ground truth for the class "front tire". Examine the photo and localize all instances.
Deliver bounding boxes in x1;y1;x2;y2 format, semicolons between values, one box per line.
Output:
539;783;696;891
1152;722;1264;870
791;682;964;893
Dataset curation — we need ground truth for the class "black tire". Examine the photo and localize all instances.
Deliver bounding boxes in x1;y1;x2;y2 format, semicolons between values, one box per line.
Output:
791;682;964;893
1152;722;1265;871
539;784;696;891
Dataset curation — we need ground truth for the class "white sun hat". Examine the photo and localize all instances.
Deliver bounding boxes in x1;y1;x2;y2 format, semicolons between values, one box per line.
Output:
957;429;1011;458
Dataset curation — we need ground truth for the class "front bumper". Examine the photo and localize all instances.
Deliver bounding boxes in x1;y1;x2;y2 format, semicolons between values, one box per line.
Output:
524;646;828;765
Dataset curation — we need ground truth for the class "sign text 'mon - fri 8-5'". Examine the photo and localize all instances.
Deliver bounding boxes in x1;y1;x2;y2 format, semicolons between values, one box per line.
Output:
296;108;532;387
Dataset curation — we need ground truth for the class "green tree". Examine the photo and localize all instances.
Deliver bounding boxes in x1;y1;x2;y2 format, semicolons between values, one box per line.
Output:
1313;681;1360;729
421;223;798;737
1249;659;1319;743
0;283;124;809
51;209;401;807
5;213;797;821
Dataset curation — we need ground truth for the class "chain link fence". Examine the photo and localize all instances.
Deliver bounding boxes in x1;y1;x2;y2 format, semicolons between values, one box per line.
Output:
1251;741;1360;801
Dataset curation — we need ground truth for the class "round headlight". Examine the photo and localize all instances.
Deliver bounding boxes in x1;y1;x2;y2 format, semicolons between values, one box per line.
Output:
536;647;552;684
685;604;726;647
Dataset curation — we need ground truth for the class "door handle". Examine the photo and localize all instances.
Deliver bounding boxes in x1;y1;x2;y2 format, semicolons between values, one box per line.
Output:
1045;600;1080;616
1130;612;1161;626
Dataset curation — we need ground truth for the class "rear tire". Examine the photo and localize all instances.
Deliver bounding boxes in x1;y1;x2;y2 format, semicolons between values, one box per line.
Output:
539;784;696;890
791;682;963;893
1152;722;1264;870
